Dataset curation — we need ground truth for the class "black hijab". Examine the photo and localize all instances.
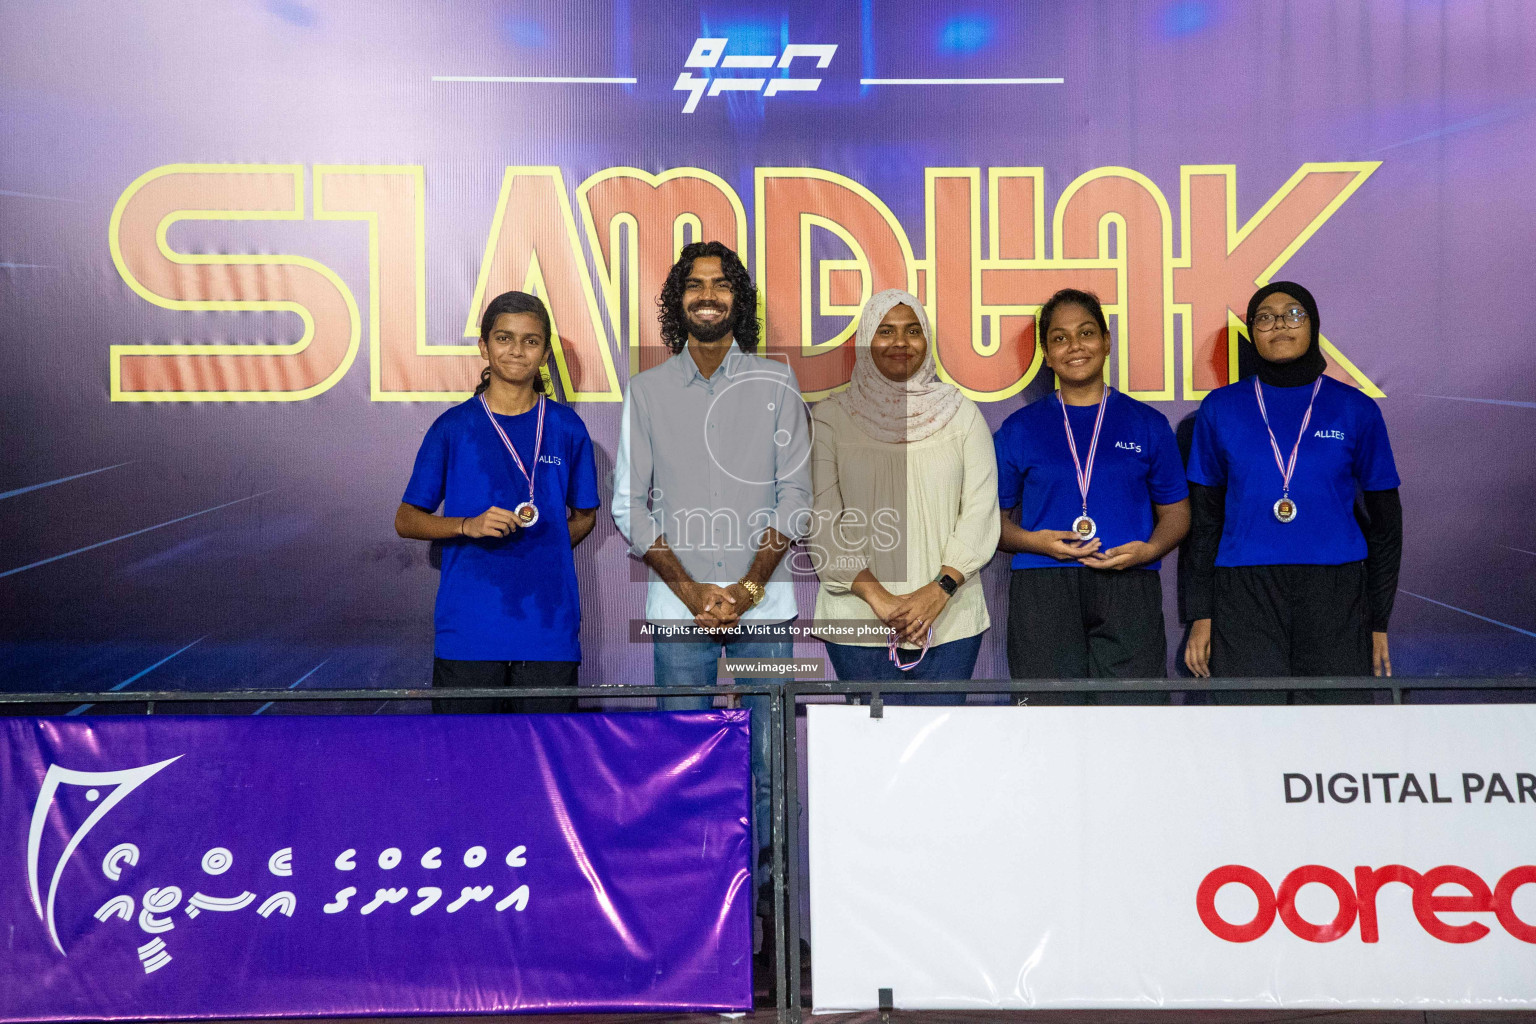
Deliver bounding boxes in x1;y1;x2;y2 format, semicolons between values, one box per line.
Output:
1240;281;1327;388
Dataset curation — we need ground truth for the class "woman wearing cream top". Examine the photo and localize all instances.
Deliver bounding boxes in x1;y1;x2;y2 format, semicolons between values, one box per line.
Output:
809;289;1000;701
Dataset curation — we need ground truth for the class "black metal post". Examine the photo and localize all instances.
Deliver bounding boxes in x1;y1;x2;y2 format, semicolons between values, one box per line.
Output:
768;684;788;1022
783;685;805;1024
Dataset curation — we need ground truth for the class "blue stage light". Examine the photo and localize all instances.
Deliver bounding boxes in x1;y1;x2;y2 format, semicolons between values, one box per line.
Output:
938;14;996;55
695;14;788;118
264;0;317;28
1161;0;1211;38
500;16;549;48
701;16;780;61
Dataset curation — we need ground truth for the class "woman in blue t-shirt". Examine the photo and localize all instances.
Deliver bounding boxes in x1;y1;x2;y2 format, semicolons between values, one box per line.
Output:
994;289;1190;683
394;291;601;712
1183;282;1402;680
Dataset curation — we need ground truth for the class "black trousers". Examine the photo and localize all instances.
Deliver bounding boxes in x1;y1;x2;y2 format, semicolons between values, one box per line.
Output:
431;658;579;714
1007;567;1168;703
1209;562;1373;704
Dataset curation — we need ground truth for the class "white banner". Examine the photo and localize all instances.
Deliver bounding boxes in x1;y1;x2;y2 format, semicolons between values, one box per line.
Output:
807;705;1536;1012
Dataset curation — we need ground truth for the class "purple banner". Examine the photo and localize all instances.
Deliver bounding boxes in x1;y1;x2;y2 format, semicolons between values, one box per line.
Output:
0;711;753;1020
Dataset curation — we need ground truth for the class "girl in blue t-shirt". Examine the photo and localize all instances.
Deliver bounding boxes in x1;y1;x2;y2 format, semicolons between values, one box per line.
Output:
1182;282;1402;681
395;291;601;712
994;289;1190;683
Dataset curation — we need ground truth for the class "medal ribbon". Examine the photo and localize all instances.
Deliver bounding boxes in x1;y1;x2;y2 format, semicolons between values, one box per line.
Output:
888;626;934;670
479;393;545;502
1252;377;1321;497
1059;386;1111;515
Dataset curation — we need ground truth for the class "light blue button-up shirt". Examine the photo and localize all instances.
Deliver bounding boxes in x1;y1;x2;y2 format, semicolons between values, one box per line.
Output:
612;346;812;624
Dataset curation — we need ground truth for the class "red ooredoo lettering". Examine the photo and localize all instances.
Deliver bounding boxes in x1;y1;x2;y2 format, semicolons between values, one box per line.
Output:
1198;863;1536;944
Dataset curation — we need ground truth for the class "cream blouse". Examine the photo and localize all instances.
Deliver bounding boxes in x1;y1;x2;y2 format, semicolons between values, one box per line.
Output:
809;397;1000;647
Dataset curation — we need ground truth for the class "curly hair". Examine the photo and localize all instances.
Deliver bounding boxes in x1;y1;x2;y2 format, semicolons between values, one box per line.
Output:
656;241;760;354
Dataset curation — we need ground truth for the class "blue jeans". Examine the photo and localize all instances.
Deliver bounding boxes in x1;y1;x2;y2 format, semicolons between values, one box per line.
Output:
652;621;792;860
823;633;983;705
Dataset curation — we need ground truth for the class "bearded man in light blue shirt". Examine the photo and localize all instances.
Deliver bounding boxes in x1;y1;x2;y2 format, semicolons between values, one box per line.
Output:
612;240;811;901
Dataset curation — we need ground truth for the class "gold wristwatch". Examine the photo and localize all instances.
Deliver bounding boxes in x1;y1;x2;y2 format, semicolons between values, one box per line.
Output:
736;577;764;607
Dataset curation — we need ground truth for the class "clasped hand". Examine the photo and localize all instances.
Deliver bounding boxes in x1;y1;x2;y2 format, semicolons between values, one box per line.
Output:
870;582;949;646
1035;530;1152;570
683;582;754;631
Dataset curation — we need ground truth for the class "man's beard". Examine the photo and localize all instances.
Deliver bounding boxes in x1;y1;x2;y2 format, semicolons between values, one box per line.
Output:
685;304;734;344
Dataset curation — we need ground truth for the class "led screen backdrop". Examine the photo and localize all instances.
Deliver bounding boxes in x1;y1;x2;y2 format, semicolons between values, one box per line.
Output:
2;0;1534;694
0;711;753;1018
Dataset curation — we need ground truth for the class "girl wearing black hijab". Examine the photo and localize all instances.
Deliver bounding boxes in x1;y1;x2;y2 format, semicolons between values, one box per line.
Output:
1183;282;1402;679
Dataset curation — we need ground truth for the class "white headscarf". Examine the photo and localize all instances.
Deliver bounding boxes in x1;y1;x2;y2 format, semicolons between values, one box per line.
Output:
829;288;964;444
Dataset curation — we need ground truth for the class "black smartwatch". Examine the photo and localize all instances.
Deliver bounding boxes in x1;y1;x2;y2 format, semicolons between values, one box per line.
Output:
933;571;959;596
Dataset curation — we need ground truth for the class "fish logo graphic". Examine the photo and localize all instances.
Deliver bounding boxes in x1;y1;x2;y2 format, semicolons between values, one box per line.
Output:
26;757;181;954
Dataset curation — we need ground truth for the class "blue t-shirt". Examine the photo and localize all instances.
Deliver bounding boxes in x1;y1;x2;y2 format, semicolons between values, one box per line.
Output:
403;396;600;661
1186;376;1399;567
994;389;1188;570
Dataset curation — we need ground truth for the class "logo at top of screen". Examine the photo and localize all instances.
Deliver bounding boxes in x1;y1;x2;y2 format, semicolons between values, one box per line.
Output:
674;38;837;113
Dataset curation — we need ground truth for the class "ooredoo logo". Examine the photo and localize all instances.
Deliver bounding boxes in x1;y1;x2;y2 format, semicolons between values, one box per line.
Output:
1197;864;1536;944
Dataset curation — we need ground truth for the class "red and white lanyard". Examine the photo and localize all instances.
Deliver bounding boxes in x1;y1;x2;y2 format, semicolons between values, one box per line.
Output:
888;626;934;671
478;393;545;501
1060;386;1111;516
1252;377;1320;498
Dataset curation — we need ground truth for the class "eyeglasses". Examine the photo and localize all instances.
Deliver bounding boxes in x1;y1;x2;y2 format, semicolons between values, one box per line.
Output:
1252;308;1308;331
